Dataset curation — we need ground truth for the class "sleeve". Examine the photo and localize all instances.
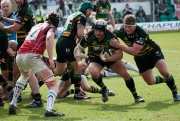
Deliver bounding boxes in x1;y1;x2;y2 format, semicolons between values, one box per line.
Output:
79;30;93;48
77;15;86;27
79;35;89;49
135;30;148;46
14;6;28;25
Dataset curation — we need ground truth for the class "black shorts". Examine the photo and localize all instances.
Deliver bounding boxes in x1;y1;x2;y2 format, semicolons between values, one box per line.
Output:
0;36;8;59
61;72;70;82
135;46;164;73
56;36;76;63
0;62;7;70
90;56;116;68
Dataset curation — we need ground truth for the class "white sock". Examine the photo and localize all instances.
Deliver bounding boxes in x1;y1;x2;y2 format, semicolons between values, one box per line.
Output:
125;62;139;74
46;90;57;111
104;70;119;77
10;82;26;106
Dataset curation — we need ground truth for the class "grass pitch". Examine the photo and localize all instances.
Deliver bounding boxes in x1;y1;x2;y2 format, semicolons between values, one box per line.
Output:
1;31;180;121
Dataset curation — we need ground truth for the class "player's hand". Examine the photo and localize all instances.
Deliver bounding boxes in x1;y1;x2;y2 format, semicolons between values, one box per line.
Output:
7;47;15;57
99;50;106;62
49;58;55;70
110;38;120;48
78;61;88;71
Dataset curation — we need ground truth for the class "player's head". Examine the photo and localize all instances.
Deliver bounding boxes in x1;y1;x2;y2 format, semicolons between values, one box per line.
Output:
79;1;94;17
123;14;137;34
94;19;107;33
15;0;26;7
47;11;60;28
1;0;12;15
99;0;107;4
94;19;107;39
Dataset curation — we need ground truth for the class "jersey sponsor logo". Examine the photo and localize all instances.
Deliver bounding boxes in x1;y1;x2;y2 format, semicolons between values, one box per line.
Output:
136;38;144;45
99;9;109;14
15;16;23;23
93;45;103;51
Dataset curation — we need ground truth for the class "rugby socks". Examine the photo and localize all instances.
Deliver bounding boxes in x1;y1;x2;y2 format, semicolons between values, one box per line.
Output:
90;86;102;93
38;80;44;88
124;77;138;98
10;75;29;106
92;76;106;89
10;82;24;106
46;90;57;111
165;75;178;95
73;74;81;94
155;76;165;84
33;93;42;101
63;89;75;98
0;74;13;92
125;61;139;74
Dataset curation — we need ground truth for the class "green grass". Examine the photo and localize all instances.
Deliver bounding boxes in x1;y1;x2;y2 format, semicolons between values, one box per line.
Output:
1;31;180;121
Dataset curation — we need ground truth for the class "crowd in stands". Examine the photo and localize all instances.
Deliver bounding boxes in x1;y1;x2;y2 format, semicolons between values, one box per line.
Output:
28;0;179;25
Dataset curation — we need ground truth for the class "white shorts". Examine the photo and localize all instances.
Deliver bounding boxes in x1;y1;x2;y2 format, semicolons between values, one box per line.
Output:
16;53;47;73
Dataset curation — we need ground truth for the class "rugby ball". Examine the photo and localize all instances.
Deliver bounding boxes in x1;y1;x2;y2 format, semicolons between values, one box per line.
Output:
102;47;113;58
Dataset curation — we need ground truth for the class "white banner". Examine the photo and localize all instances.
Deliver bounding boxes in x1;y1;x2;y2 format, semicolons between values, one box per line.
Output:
85;21;180;33
57;21;180;36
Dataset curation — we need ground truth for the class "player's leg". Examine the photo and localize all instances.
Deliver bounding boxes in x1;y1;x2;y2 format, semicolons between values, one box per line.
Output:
36;69;65;116
32;55;64;116
156;59;180;101
110;60;145;103
25;72;43;108
88;62;109;102
80;75;115;96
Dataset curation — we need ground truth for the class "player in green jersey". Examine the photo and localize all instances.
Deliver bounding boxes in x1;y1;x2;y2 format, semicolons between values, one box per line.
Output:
74;19;145;103
54;1;94;100
111;14;180;102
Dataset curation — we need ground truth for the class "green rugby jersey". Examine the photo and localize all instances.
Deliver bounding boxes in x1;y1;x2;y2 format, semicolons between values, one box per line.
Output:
61;11;86;41
93;1;111;20
114;25;159;58
80;30;117;58
15;2;35;41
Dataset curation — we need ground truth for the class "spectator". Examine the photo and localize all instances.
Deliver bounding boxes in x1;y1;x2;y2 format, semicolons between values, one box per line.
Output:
171;0;180;20
113;8;123;23
41;0;47;11
157;0;169;16
123;4;133;17
74;0;80;12
136;6;146;22
35;4;45;23
66;0;73;15
29;0;40;10
60;0;65;16
47;0;56;6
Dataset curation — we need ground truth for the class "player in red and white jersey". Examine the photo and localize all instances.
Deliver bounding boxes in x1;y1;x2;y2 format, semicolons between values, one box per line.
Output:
18;22;56;55
9;11;65;117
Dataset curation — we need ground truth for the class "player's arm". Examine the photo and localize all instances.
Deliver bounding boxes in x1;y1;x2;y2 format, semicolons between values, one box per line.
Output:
1;17;15;25
110;38;143;56
108;11;115;29
77;23;85;40
0;22;22;32
46;27;55;69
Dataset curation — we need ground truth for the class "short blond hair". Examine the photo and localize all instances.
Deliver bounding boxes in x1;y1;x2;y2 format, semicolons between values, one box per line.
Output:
123;14;137;26
1;0;12;7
